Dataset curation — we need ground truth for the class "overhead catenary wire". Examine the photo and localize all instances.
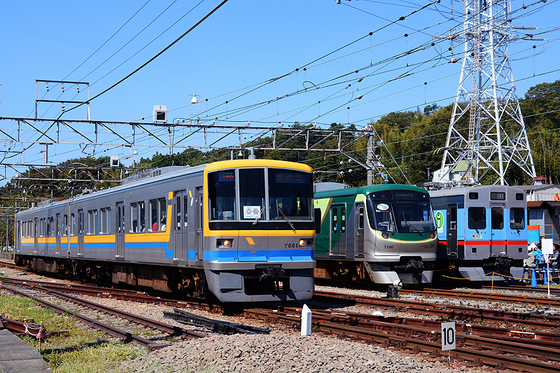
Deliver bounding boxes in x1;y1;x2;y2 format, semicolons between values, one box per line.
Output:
2;0;559;181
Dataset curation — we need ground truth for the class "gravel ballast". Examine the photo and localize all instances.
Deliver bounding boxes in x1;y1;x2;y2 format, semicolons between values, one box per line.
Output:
116;333;481;373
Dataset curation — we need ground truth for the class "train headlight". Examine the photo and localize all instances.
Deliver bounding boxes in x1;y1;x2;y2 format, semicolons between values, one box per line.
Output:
430;233;435;239
382;233;389;239
298;239;312;247
217;239;233;248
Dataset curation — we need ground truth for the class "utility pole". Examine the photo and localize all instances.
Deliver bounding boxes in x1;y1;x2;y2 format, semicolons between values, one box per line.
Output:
366;123;375;185
436;0;536;185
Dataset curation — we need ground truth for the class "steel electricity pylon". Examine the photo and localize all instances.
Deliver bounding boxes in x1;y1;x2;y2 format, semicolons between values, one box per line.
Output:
435;0;536;185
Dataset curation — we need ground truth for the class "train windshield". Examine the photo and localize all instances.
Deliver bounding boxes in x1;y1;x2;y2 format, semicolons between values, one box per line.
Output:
208;168;312;221
367;190;436;233
268;169;312;220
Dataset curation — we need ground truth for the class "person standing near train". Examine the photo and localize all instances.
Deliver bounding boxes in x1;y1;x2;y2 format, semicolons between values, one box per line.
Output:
523;244;537;282
550;244;560;270
534;243;546;268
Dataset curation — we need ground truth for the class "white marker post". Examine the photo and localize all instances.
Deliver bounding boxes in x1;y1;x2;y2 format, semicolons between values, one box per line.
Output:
543;238;554;298
301;304;312;336
441;322;456;351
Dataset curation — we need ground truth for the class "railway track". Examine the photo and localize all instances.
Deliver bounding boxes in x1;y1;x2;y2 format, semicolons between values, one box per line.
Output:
482;284;560;295
314;290;560;330
400;288;560;307
246;306;560;373
1;283;206;350
5;260;560;371
0;276;224;313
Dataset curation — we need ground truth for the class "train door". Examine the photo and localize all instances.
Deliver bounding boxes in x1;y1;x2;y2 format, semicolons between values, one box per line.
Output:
34;217;38;254
116;202;125;259
15;220;20;253
329;204;346;256
355;203;365;258
173;191;188;262
195;187;204;263
490;206;505;256
55;213;61;256
77;210;84;256
446;204;459;258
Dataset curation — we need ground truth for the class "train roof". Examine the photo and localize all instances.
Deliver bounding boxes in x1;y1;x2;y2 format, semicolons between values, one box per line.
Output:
18;164;207;215
427;184;524;198
313;183;428;199
17;159;314;215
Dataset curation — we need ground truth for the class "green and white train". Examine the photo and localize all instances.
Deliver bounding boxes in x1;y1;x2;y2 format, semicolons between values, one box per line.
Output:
313;183;437;286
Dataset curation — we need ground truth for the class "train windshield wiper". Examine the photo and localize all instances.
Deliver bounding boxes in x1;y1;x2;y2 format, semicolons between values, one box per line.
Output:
252;199;265;225
401;212;422;236
276;199;295;231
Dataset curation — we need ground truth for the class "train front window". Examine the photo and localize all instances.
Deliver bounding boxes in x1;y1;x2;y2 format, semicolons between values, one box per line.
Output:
208;170;236;220
510;208;525;230
240;169;265;220
268;169;312;220
492;207;504;230
373;203;395;233
367;191;435;233
468;207;486;230
393;200;436;233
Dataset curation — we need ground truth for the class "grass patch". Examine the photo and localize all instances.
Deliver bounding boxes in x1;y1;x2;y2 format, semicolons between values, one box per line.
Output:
0;293;145;372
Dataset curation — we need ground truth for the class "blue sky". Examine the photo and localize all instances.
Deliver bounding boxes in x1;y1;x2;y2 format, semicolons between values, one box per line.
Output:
0;0;559;175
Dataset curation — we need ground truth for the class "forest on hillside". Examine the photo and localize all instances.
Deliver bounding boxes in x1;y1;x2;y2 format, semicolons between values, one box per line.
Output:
3;79;559;203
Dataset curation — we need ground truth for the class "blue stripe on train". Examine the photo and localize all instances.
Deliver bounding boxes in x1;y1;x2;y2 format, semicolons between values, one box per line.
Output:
204;249;314;262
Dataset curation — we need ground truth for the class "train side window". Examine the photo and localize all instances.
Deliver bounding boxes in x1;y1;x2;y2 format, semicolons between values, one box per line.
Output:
159;198;166;231
149;198;167;231
468;207;486;229
491;207;504;230
516;193;524;201
468;192;478;200
139;203;145;232
332;208;338;233
358;206;364;229
314;208;322;234
88;210;97;234
176;196;181;230
184;195;188;230
46;217;51;237
56;214;60;236
79;210;85;235
149;200;157;231
87;211;91;234
510;208;525;230
130;203;138;233
100;208;111;234
71;214;76;236
341;206;346;232
63;215;68;236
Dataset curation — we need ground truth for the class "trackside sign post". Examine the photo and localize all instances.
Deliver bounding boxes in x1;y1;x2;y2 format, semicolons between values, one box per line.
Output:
441;322;456;351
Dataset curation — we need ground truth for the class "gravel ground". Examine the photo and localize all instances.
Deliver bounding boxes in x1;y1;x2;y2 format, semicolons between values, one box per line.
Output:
0;263;539;372
115;333;482;373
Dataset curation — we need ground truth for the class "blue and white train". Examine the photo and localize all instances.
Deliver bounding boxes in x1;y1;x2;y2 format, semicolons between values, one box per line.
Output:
429;185;528;281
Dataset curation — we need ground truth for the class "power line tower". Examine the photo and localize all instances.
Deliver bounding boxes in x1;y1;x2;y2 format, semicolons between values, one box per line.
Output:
435;0;536;185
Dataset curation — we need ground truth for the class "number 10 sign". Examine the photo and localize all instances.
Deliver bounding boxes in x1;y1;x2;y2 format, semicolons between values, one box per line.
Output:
441;322;456;351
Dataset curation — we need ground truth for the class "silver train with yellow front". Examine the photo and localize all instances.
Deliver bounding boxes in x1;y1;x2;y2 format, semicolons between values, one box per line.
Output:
14;159;315;302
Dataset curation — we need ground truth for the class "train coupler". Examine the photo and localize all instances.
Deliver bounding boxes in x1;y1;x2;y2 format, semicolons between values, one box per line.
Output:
259;266;286;281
